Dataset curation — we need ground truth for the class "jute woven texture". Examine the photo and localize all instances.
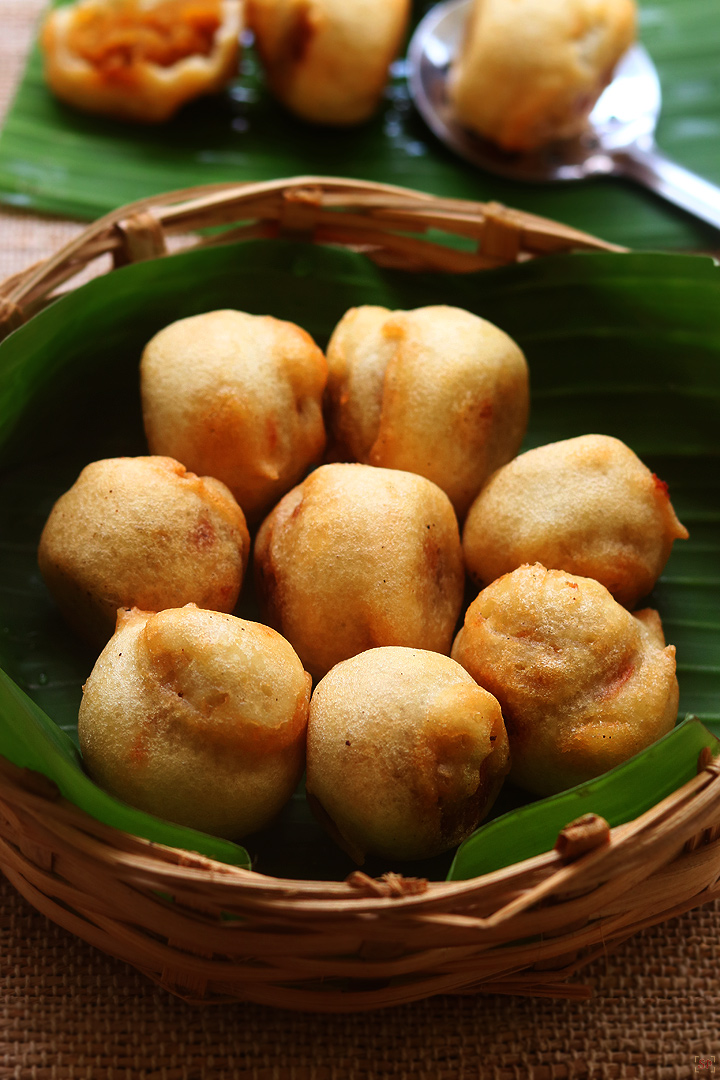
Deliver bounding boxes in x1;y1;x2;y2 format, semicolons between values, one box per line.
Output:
0;2;84;279
2;873;719;1079
1;1;720;1075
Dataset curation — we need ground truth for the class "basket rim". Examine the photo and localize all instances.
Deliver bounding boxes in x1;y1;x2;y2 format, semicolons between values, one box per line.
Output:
0;174;624;341
0;175;714;915
2;750;720;908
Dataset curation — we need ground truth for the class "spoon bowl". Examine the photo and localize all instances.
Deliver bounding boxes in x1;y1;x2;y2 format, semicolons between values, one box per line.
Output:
407;0;720;230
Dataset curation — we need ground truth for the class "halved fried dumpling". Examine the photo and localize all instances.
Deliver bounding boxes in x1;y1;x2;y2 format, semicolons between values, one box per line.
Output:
38;455;250;645
42;0;242;123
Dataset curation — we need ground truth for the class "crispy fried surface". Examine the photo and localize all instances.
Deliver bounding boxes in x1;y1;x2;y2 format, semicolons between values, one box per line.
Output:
38;456;250;645
141;310;328;522
246;0;410;124
326;305;529;520
452;564;678;795
306;647;510;862
255;463;465;680
79;605;311;838
449;0;637;150
463;434;688;608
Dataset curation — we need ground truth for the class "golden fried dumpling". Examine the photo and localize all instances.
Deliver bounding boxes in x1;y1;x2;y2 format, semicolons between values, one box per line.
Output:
255;463;465;680
463;434;688;608
38;456;250;645
140;310;328;523
79;605;312;838
448;0;637;151
246;0;411;125
326;305;529;519
41;0;242;123
306;647;510;862
452;564;678;796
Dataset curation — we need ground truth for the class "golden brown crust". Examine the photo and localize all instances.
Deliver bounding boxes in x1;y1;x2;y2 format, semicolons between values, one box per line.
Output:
448;0;637;151
451;564;678;796
325;305;394;461
462;434;688;607
140;310;328;522
305;647;510;861
41;0;242;123
78;604;311;838
254;463;465;680
326;305;529;519
37;456;250;646
246;0;411;125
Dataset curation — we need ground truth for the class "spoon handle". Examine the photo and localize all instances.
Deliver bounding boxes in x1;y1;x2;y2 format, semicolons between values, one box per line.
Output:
613;138;720;233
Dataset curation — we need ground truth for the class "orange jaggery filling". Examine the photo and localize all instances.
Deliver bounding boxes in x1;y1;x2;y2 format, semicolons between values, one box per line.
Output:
66;0;223;78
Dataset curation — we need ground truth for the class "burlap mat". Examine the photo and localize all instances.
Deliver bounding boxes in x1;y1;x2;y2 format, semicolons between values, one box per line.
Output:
0;1;84;279
1;2;720;1076
2;873;719;1079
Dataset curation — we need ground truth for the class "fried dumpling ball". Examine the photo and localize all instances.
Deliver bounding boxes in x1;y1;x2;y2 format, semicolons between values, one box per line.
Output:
140;310;328;523
306;647;510;862
451;564;679;796
463;434;688;608
246;0;411;125
38;456;250;645
326;305;529;519
41;0;242;124
255;463;465;680
448;0;636;151
79;605;311;838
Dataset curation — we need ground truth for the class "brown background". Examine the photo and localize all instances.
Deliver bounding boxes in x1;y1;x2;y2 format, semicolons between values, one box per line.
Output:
0;2;719;1076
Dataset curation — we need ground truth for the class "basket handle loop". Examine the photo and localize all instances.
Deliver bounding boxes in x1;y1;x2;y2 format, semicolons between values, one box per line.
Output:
113;211;168;269
480;203;523;263
278;186;324;240
555;813;611;861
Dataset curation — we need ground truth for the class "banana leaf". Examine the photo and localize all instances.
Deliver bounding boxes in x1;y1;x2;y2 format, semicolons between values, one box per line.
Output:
0;0;719;251
448;716;718;880
0;239;719;880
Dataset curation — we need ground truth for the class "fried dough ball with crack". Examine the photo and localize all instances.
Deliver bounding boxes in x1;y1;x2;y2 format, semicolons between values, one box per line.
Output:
326;305;529;519
306;647;510;862
463;435;688;608
448;0;636;151
41;0;242;124
79;605;312;838
246;0;411;125
255;463;465;680
451;564;679;796
38;456;250;646
140;309;328;522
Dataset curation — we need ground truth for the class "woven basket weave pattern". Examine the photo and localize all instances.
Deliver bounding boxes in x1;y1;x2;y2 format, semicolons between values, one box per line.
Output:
0;177;718;1011
0;176;622;339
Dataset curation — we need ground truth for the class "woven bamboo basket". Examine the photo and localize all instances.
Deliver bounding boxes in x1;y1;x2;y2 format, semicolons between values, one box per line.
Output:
1;176;719;1012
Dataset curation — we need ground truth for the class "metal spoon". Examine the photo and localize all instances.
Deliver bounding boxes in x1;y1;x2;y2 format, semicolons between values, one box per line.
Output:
407;0;720;232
